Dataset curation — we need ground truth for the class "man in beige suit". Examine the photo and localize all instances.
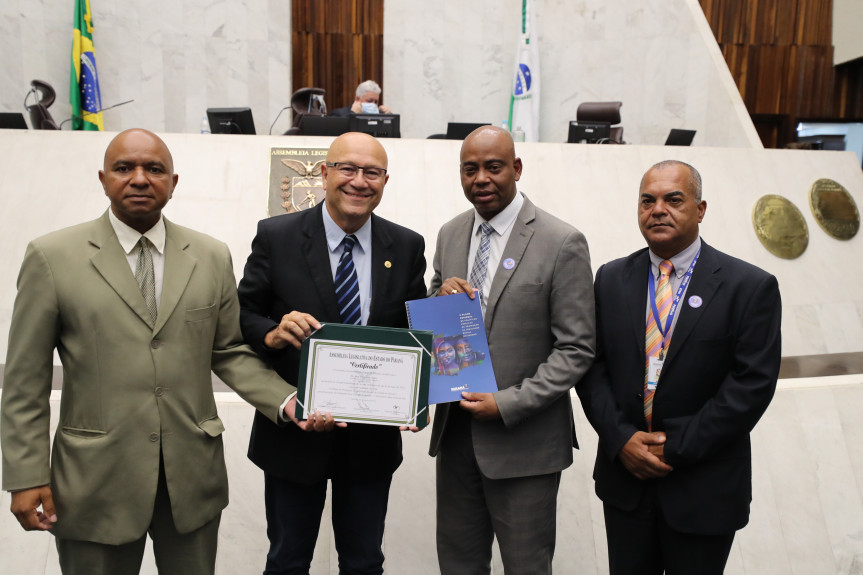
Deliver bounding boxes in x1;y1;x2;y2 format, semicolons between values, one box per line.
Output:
0;129;311;574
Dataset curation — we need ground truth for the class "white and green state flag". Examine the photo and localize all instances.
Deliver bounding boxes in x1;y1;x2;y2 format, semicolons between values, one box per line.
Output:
509;0;540;142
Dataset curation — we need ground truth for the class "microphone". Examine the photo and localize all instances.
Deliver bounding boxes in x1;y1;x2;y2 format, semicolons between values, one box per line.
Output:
57;99;135;129
269;105;291;135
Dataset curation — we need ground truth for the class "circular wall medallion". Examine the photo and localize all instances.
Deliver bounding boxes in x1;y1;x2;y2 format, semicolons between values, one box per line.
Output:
752;195;809;259
809;178;860;240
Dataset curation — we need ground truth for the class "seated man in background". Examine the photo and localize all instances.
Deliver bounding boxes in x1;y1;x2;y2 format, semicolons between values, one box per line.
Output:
331;80;392;116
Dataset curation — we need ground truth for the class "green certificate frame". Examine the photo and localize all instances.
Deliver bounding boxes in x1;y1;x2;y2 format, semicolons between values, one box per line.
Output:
296;324;432;428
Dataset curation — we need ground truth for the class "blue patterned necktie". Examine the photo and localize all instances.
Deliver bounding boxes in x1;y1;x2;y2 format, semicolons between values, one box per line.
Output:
469;222;494;312
335;234;361;325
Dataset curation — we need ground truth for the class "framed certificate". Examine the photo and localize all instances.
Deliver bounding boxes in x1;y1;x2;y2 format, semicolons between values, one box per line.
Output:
296;324;432;427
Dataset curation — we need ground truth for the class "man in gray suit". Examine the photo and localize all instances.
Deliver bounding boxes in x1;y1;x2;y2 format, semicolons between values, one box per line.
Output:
428;126;596;574
1;129;302;575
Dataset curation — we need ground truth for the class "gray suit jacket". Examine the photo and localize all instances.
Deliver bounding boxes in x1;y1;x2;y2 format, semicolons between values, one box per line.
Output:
428;195;596;479
1;212;294;544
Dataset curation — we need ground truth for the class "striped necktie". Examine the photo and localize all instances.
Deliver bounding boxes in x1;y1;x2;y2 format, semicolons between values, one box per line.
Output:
335;234;361;325
469;222;493;312
135;237;157;323
644;259;674;430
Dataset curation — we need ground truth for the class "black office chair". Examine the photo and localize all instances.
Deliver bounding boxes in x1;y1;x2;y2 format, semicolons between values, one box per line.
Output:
25;80;59;130
576;101;624;144
284;87;327;135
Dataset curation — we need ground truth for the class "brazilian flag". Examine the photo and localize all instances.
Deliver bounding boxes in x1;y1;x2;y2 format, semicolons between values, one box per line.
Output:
71;0;103;130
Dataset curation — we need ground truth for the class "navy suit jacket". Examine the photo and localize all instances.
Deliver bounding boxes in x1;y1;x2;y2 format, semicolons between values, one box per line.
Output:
577;241;781;534
238;203;426;483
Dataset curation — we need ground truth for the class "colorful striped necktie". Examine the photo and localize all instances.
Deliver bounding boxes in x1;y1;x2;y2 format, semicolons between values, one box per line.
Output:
135;237;157;323
644;259;674;430
469;222;494;312
335;234;361;325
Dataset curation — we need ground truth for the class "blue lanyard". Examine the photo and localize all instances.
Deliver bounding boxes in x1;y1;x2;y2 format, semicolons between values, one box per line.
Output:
648;248;701;347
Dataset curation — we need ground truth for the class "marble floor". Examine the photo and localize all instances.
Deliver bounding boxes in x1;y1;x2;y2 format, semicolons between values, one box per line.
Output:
2;375;863;574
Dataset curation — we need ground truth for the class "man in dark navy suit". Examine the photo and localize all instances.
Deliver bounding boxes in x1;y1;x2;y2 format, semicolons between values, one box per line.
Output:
238;132;426;575
578;160;782;575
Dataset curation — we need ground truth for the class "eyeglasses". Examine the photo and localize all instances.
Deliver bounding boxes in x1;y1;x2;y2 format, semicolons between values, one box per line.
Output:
326;162;387;181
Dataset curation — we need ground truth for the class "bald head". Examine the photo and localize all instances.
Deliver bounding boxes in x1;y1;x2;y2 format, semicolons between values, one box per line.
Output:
104;129;175;174
459;126;522;220
326;132;388;169
99;128;178;234
461;126;516;163
321;132;389;234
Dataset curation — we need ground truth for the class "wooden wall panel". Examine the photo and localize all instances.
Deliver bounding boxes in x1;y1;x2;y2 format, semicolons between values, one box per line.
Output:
699;0;863;148
835;59;863;117
291;0;384;115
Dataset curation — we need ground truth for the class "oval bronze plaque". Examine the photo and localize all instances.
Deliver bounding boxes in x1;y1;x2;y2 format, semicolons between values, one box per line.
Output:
752;195;809;259
809;178;860;240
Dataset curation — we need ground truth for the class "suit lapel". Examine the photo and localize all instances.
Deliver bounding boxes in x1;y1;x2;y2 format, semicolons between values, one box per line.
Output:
368;214;392;325
623;250;651;359
453;211;474;280
89;214;155;328
484;198;535;332
302;205;341;321
663;243;722;366
156;219;197;334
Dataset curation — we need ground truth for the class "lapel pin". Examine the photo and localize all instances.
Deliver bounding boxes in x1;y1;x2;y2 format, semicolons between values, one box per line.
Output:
688;295;703;308
502;258;515;270
384;260;392;268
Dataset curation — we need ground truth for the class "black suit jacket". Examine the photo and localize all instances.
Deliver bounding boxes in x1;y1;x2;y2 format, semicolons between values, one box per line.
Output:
238;203;427;483
577;241;781;535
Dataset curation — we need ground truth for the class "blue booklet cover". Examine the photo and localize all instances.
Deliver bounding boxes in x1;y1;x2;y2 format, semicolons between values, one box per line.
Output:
405;293;497;404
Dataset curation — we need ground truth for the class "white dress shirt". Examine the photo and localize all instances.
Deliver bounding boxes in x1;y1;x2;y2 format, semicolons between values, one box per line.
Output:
466;192;525;305
646;236;702;341
108;209;166;310
322;204;373;326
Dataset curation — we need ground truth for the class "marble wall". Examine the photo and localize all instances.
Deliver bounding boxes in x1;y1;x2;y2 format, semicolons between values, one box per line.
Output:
834;0;863;65
0;0;293;135
1;0;759;146
0;131;861;363
384;0;762;146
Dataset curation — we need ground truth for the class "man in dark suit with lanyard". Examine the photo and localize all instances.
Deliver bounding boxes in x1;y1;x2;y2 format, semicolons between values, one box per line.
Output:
577;160;782;574
237;132;426;575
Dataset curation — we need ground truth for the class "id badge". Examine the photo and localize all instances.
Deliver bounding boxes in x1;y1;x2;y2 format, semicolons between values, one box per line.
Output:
647;355;664;391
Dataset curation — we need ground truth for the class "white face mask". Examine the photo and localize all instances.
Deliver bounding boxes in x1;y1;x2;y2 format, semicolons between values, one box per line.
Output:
360;102;380;114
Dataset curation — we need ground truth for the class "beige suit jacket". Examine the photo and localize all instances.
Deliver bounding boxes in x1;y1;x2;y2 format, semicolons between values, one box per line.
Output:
1;212;294;544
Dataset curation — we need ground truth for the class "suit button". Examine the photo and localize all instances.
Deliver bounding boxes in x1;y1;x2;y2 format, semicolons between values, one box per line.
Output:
151;340;160;349
149;432;159;442
155;387;164;397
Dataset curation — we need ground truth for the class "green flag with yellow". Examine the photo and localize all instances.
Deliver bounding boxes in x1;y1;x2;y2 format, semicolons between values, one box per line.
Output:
71;0;103;130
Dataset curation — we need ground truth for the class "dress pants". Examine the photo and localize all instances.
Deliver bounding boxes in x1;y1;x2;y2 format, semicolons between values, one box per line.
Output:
56;457;220;575
603;483;735;575
435;409;561;575
263;472;393;575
